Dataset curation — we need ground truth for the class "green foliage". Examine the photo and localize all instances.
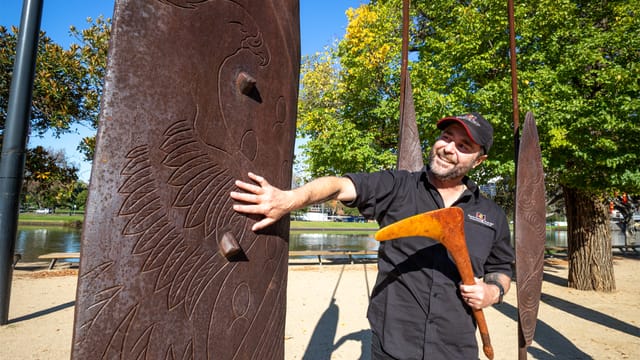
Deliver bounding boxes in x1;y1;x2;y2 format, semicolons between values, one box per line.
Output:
69;16;110;161
298;3;409;178
2;17;108;211
299;0;640;197
21;146;81;210
0;17;110;161
1;26;84;140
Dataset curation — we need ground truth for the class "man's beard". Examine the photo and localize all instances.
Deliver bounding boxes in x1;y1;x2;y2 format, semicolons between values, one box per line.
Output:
428;148;476;181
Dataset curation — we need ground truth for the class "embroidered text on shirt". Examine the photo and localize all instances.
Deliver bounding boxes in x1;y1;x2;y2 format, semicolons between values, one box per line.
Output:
467;213;494;227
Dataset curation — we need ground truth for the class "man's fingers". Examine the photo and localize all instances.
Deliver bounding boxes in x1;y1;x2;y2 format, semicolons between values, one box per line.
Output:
232;203;264;214
231;173;282;233
247;172;271;187
251;218;275;231
230;190;258;203
234;180;263;195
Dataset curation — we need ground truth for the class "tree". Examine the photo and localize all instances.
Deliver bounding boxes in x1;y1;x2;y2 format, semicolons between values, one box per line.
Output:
69;16;110;161
56;179;89;214
303;0;639;291
503;0;639;291
1;17;110;161
297;4;402;178
21;146;78;210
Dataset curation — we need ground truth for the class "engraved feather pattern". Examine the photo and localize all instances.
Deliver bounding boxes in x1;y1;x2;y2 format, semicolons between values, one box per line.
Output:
71;0;298;358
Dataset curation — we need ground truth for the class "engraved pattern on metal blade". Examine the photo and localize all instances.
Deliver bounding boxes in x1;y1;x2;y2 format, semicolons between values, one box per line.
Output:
515;111;546;347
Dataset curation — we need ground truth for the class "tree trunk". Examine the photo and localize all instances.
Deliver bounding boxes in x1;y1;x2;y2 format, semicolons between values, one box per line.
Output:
563;186;616;291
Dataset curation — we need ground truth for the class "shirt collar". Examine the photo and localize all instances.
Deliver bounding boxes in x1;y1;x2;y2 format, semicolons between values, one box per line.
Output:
422;167;481;201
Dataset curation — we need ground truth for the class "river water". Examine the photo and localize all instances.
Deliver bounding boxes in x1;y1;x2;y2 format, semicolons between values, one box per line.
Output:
15;226;570;263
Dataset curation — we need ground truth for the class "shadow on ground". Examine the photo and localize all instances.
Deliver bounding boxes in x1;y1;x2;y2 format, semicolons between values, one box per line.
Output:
9;301;75;324
301;263;372;360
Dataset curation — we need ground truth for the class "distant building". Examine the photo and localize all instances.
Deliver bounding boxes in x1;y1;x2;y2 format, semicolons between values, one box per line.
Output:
302;212;328;222
479;182;497;198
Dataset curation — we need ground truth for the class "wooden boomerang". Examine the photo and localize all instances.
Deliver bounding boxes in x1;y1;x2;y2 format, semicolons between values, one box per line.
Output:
374;207;494;360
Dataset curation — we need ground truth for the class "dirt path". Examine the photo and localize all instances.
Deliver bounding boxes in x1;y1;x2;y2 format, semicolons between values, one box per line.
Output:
1;255;638;359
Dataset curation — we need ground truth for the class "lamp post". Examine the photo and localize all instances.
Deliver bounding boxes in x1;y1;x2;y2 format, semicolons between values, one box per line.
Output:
0;0;44;325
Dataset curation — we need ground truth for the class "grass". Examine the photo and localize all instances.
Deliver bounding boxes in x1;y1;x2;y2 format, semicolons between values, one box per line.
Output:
290;220;378;231
17;214;379;231
18;213;84;227
17;214;567;234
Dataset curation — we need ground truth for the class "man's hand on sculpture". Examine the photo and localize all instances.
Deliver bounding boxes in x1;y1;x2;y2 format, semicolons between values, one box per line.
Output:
230;172;294;231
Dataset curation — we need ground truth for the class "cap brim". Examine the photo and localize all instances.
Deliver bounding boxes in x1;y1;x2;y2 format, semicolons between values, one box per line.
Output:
436;117;480;146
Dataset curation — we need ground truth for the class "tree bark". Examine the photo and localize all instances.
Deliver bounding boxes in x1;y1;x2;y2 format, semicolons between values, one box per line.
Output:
563;186;616;291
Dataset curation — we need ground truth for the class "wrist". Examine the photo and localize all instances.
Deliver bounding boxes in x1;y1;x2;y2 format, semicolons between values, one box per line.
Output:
485;280;504;304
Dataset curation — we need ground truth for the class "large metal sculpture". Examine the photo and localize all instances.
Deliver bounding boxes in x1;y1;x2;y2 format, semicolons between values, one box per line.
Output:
508;1;546;358
71;0;299;358
514;111;545;359
396;0;423;172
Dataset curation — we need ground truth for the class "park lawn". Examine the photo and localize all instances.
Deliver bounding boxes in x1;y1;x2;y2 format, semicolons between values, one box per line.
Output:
17;214;379;230
18;213;84;226
290;220;378;230
17;215;560;233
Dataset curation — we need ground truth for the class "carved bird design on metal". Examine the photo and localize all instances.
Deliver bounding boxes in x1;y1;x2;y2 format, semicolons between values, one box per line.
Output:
72;1;297;358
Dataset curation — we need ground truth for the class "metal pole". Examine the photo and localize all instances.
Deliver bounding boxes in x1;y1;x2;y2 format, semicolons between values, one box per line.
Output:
0;0;44;325
508;0;520;134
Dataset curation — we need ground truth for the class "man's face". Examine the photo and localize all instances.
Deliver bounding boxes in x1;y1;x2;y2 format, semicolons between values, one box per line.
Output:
428;123;487;181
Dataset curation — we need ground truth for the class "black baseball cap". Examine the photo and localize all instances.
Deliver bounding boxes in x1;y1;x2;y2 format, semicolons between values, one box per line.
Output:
436;112;494;154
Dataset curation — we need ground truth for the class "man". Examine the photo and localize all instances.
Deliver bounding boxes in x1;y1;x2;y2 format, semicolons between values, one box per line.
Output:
230;113;514;359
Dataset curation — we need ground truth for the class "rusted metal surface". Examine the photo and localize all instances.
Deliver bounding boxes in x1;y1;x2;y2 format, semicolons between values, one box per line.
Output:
71;0;299;358
396;0;424;172
515;112;546;359
508;0;520;133
375;207;494;359
507;2;545;357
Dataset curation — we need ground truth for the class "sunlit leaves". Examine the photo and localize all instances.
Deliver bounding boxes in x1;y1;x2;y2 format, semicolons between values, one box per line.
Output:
22;146;81;209
0;17;109;161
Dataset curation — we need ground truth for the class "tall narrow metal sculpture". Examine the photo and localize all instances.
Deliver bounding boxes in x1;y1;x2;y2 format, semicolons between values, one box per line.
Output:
396;0;423;172
508;1;546;358
71;0;299;358
514;112;545;359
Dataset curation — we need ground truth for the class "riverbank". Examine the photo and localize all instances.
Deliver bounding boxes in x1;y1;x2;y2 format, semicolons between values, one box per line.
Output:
1;254;638;359
18;214;572;233
18;214;380;231
17;214;84;228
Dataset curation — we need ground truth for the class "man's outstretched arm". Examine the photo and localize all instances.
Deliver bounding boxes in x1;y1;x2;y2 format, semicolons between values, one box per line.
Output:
230;172;357;231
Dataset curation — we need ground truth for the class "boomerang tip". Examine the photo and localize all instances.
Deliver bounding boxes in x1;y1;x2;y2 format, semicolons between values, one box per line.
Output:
374;207;464;242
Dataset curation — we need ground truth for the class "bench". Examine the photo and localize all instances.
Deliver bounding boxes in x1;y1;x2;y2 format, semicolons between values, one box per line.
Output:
38;252;80;270
289;250;377;264
35;250;376;269
544;247;567;256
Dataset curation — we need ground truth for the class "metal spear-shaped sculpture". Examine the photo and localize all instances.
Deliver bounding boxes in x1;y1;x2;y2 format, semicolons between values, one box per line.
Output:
397;0;423;172
508;1;547;358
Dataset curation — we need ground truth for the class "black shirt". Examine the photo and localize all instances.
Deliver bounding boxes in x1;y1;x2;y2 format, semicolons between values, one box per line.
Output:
343;168;514;360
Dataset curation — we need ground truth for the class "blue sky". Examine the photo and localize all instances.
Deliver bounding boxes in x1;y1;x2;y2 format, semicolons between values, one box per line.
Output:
1;0;365;181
